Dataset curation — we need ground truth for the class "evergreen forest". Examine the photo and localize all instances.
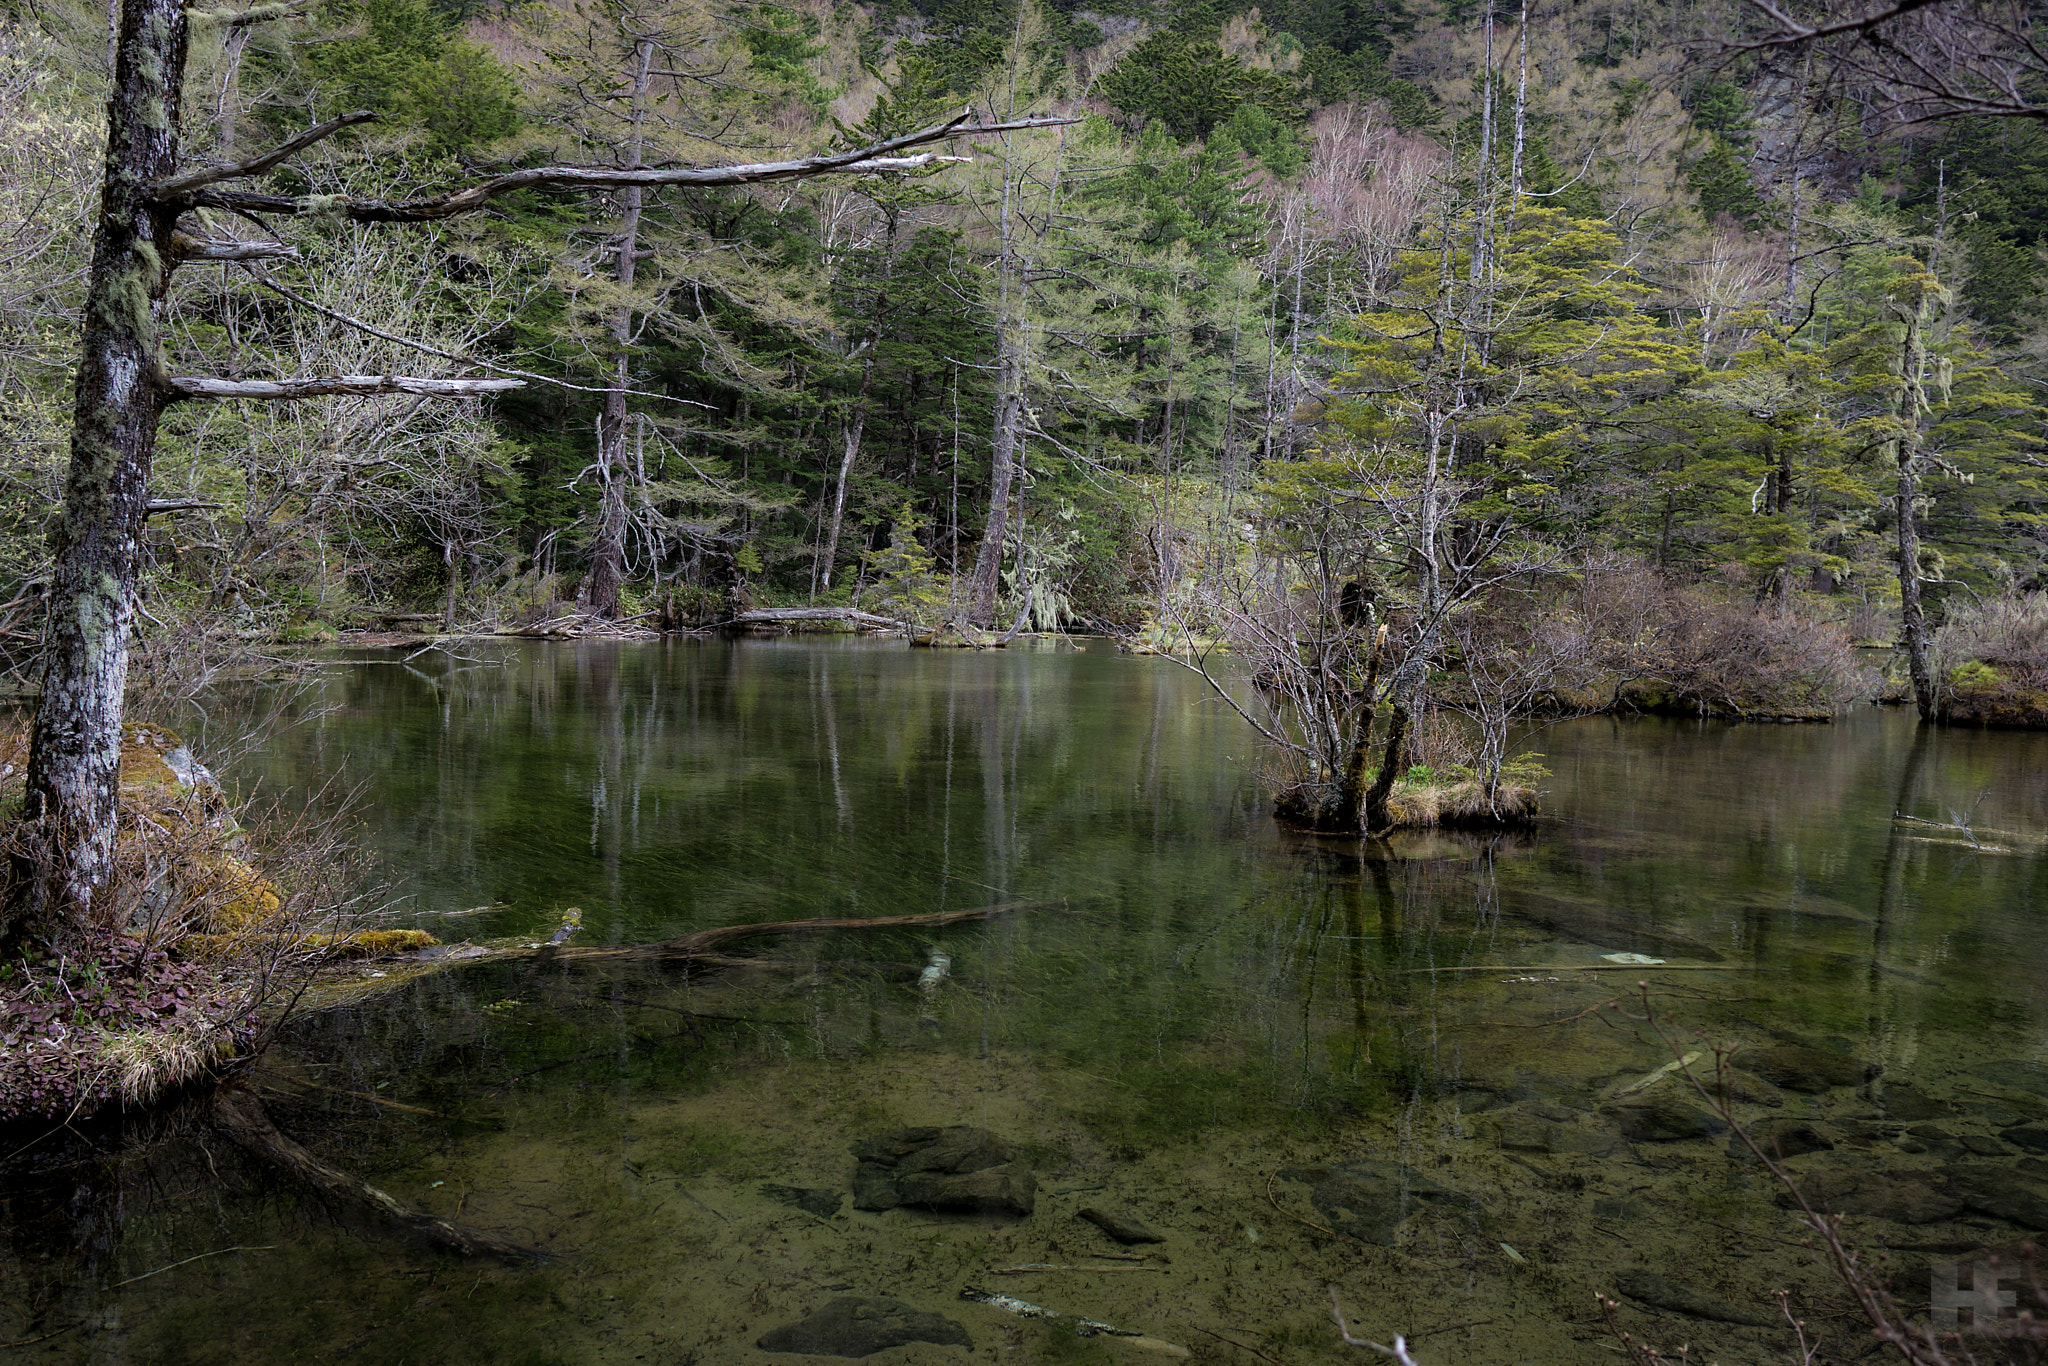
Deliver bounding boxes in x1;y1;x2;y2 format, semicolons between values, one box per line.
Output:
5;0;2048;807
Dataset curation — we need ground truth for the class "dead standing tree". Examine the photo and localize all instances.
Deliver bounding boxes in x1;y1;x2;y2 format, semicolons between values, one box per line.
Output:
7;0;1069;934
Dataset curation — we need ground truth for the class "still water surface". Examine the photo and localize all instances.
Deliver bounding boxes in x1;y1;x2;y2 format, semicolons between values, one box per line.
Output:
5;637;2048;1365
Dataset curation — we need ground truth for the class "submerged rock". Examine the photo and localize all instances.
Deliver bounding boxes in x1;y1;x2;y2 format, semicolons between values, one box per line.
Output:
1777;1171;1963;1224
1613;1270;1776;1327
1277;1162;1461;1245
2002;1127;2048;1155
1950;1164;2048;1231
1610;1093;1727;1142
1744;1045;1869;1093
1729;1119;1832;1160
897;1164;1037;1216
1971;1060;2048;1099
757;1297;972;1357
1871;1082;1951;1121
849;1127;1035;1217
1496;1115;1621;1157
1719;1072;1785;1109
1077;1206;1164;1245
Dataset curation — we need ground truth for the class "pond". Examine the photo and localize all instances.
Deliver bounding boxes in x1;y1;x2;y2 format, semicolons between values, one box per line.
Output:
4;637;2047;1365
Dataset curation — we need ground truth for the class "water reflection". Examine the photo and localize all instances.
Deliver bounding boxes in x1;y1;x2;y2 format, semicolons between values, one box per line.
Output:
2;639;2046;1365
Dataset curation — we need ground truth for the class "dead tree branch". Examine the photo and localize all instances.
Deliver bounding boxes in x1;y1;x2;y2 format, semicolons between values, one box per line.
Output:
153;110;378;199
166;375;524;401
184;112;1076;222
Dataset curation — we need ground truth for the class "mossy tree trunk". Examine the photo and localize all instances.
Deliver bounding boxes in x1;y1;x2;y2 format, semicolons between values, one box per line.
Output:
12;0;190;933
1889;263;1939;723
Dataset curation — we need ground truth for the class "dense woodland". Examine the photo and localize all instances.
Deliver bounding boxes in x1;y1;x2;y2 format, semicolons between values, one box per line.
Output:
0;0;2042;647
0;0;2043;1120
5;0;2048;836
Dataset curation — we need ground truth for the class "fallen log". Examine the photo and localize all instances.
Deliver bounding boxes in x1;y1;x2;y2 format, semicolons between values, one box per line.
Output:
553;903;1035;962
730;607;907;632
208;1088;544;1263
295;903;1039;1012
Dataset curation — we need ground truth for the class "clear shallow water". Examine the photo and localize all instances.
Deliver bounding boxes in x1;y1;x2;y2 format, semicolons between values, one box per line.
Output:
5;638;2048;1365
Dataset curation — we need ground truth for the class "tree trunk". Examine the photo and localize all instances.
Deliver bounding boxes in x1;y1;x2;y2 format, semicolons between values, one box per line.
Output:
1333;621;1386;831
442;537;459;632
821;220;895;592
12;0;189;934
1362;694;1411;833
579;38;651;621
970;143;1027;627
1893;295;1937;721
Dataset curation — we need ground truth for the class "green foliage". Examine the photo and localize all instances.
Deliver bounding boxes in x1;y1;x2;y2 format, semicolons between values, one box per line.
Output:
1688;134;1764;228
303;0;519;153
1687;80;1753;146
740;5;839;113
1098;31;1302;141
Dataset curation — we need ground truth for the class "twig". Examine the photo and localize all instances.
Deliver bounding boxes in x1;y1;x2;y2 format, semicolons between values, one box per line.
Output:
1192;1323;1288;1365
255;1068;469;1120
0;1323;81;1348
1408;1319;1496;1341
1330;1290;1423;1365
993;1264;1169;1274
111;1244;277;1288
1267;1171;1337;1237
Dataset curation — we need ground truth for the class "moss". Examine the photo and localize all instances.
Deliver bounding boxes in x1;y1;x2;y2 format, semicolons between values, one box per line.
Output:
280;619;339;643
293;193;351;219
1950;660;2002;687
312;928;440;956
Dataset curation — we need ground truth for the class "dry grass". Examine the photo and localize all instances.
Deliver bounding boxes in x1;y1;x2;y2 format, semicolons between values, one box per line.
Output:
1384;774;1540;829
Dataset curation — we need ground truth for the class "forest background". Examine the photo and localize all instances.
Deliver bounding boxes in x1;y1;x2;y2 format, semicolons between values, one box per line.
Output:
4;0;2048;770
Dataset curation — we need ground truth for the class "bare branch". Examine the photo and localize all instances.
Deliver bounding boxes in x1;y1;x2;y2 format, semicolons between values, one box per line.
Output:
144;500;224;515
1736;0;1948;45
153;111;378;200
189;113;1077;223
1723;0;2048;122
240;267;716;408
186;3;306;26
165;375;524;401
169;231;299;262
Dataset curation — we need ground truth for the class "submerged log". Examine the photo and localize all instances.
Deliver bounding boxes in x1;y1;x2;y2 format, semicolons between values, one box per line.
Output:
553;903;1034;962
208;1088;543;1263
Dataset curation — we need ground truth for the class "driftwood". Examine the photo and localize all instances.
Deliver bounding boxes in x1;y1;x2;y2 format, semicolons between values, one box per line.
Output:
500;612;659;641
208;1088;543;1263
729;607;907;632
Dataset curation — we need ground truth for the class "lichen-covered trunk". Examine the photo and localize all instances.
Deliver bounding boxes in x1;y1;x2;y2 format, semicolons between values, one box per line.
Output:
971;338;1025;626
10;0;187;935
1894;303;1937;721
